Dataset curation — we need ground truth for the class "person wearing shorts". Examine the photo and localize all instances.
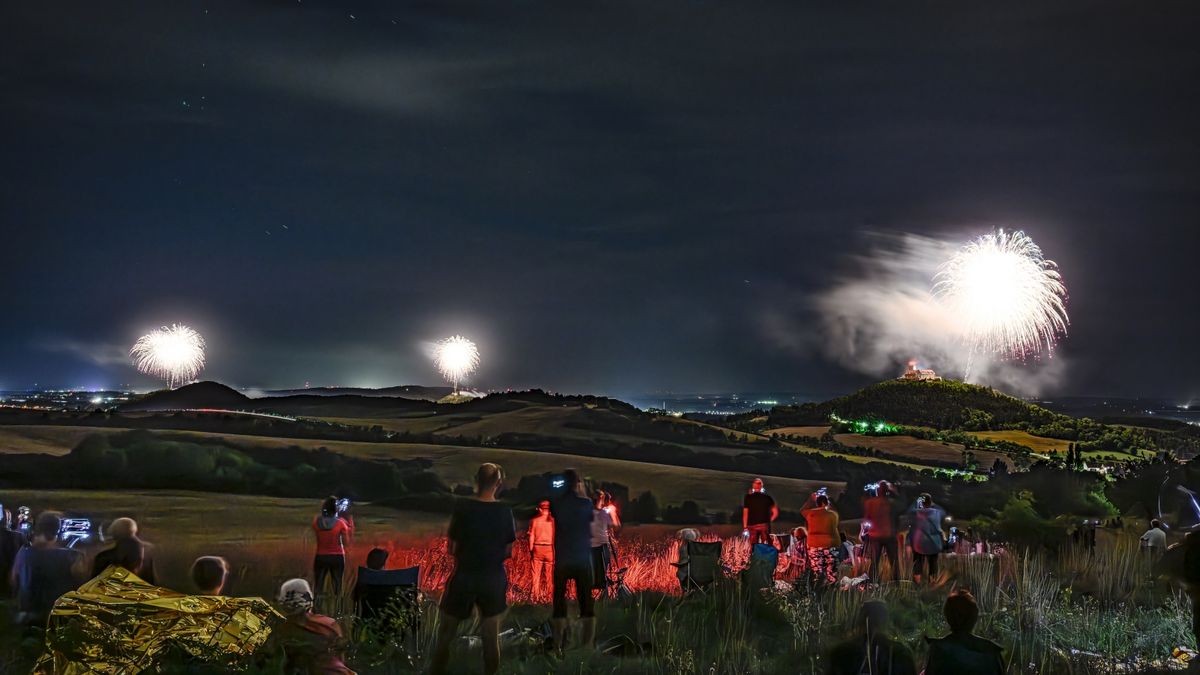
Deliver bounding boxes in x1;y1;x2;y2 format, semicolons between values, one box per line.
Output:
431;463;515;675
550;469;595;652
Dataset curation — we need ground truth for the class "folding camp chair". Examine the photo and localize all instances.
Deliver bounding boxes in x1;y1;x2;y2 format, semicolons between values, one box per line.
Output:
679;541;723;594
353;566;421;646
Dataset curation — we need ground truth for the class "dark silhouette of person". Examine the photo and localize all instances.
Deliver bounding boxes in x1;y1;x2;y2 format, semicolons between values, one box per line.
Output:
925;589;1004;674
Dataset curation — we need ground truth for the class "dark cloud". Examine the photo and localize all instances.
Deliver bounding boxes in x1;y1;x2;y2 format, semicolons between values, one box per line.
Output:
1;1;1197;398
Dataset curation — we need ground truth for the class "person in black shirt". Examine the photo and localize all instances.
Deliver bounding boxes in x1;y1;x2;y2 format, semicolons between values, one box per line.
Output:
431;463;516;675
924;589;1004;674
742;478;779;545
550;468;596;652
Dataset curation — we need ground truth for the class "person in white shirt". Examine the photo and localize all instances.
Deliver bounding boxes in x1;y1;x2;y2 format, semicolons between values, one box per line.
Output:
590;493;615;597
1141;519;1167;555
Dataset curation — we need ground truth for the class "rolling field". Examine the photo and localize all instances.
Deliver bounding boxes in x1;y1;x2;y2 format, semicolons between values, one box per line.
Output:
0;425;117;455
833;433;1010;469
765;426;831;438
971;430;1070;454
0;425;844;511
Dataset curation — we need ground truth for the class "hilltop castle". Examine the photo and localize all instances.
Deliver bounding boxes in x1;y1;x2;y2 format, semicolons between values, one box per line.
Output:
900;360;941;382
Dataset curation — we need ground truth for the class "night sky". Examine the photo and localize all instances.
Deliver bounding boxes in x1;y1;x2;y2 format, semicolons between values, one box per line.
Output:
2;2;1197;399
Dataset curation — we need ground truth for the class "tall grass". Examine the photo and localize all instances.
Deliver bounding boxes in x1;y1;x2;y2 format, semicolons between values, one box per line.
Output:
5;530;1193;673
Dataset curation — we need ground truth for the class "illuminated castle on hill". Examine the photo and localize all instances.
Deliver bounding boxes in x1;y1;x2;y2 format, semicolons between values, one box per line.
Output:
900;360;941;382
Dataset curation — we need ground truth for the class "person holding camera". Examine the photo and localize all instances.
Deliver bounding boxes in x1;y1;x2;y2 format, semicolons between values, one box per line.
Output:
908;493;947;585
311;496;354;598
863;481;900;583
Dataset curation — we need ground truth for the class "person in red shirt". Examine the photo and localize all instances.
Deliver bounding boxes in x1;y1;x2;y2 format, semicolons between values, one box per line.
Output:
312;496;354;598
863;481;900;583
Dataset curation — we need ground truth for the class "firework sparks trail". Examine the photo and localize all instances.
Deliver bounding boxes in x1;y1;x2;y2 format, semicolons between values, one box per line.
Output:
933;229;1068;376
433;335;479;393
130;324;206;389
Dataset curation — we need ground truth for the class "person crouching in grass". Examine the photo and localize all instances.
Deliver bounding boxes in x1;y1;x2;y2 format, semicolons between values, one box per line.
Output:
431;463;515;675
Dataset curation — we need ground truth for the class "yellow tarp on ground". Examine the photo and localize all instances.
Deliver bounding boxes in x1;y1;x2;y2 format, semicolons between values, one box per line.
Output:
35;565;283;674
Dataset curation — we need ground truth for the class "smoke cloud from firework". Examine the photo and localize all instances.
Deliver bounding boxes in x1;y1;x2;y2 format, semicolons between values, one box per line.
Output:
130;324;206;389
812;231;1069;396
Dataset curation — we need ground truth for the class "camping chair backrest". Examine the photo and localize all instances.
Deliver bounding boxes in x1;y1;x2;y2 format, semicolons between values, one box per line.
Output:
355;566;419;621
685;541;723;585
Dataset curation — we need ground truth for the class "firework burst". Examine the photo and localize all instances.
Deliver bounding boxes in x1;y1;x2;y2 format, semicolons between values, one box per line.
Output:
433;335;480;393
933;229;1068;365
130;324;206;389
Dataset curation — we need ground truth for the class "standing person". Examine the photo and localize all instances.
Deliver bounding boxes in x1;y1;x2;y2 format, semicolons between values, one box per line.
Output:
924;589;1004;674
550;469;595;652
312;497;354;598
431;463;515;675
528;500;555;602
590;492;615;598
600;491;621;566
908;493;947;585
10;511;86;626
1141;519;1167;556
275;578;356;675
863;481;900;583
742;478;779;545
91;517;156;584
803;493;841;585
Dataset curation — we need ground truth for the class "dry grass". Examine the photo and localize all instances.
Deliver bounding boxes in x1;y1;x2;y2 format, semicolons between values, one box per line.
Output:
971;430;1071;454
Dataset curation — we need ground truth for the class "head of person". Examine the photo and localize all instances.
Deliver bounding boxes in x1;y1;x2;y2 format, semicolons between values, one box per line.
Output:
678;528;700;542
109;517;138;541
321;496;338;517
33;511;63;544
537;499;551;516
859;599;890;637
475;463;504;496
191;556;230;595
815;494;830;508
943;589;979;635
592;492;606;509
919;493;933;508
113;537;145;572
365;547;389;571
751;478;764;493
1151;519;1164;530
563;468;584;497
792;526;808;543
278;578;314;616
877;480;892;497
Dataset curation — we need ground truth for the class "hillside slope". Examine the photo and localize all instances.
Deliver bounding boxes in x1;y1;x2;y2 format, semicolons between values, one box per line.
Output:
740;379;1062;430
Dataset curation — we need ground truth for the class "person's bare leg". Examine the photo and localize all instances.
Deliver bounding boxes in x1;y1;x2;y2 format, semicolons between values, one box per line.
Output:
480;614;503;674
430;612;460;675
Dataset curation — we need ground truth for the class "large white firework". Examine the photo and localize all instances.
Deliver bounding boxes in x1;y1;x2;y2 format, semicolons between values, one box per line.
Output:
933;229;1068;362
130;324;206;389
433;335;480;393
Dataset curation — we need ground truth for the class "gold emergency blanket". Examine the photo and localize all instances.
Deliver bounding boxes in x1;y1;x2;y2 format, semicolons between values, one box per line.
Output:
34;565;283;674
